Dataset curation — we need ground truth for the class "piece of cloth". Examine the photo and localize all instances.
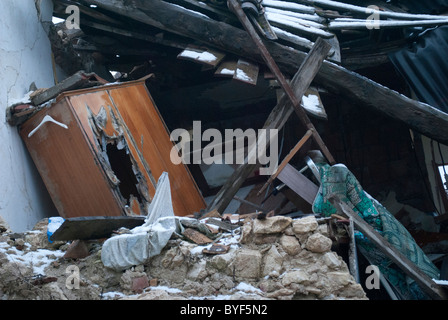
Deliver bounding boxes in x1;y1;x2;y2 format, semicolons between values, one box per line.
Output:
101;172;177;271
312;162;440;299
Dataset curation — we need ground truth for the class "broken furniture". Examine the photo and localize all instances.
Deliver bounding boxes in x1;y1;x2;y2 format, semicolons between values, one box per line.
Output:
20;78;206;219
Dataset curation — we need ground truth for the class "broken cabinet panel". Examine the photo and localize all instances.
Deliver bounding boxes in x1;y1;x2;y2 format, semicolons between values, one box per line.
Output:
20;79;206;218
20;98;124;218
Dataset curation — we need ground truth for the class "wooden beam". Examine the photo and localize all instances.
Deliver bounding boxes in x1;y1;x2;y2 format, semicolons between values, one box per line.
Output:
329;196;448;300
329;18;448;30
206;31;331;214
301;0;448;21
258;129;313;196
228;0;335;165
277;163;319;204
348;217;360;283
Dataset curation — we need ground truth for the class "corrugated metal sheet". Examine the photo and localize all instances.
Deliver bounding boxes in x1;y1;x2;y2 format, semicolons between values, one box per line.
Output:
389;26;448;113
391;0;448;14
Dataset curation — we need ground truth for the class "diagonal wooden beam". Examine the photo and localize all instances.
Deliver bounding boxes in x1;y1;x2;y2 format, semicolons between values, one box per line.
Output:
228;0;335;165
207;33;331;214
257;129;313;196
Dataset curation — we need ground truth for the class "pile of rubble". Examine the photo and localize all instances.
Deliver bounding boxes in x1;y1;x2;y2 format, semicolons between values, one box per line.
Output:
0;214;366;300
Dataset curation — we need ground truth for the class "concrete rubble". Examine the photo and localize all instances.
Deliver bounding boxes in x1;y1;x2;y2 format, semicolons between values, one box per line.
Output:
0;214;367;300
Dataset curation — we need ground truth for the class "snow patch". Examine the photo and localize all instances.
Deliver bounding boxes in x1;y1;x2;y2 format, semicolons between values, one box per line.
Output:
302;94;321;113
180;49;217;63
0;244;64;276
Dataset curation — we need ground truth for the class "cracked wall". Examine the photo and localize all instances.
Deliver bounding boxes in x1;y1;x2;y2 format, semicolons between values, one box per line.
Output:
0;0;59;231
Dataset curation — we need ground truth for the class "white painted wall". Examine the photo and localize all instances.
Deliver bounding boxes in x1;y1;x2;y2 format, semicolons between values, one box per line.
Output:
0;0;59;231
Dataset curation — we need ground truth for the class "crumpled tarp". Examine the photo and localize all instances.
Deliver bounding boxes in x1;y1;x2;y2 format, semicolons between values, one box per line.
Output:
312;162;440;299
101;172;178;271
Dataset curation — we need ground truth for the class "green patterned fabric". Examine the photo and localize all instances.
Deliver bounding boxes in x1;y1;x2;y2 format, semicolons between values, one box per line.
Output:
312;163;440;299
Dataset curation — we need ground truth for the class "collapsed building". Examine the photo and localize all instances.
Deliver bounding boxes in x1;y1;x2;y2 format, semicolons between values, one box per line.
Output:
2;0;448;301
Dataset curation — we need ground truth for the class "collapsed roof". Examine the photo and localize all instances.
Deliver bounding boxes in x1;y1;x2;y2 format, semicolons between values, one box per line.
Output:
50;0;448;144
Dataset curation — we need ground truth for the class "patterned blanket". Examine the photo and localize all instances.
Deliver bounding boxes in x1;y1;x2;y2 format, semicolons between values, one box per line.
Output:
312;163;440;299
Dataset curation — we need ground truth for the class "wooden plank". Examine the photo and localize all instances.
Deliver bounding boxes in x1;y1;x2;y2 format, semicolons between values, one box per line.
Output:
207;31;331;214
266;12;335;39
215;60;237;78
302;87;327;120
183;228;213;244
302;0;448;21
329;196;448;300
329;19;448;30
177;45;226;67
204;218;239;233
261;0;315;14
277;163;319;204
271;26;314;51
348;217;360;283
233;196;264;211
50;216;146;241
31;71;108;106
227;0;335;165
233;58;259;85
264;7;326;23
203;244;230;255
258;129;313;196
81;20;188;50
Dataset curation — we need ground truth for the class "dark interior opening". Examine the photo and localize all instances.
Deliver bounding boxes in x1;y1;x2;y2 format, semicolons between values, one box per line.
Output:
106;142;142;205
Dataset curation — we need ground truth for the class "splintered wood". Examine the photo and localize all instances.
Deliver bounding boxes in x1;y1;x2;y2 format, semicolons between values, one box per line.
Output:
183;228;213;245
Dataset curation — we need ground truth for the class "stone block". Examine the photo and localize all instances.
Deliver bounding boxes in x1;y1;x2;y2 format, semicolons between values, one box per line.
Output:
234;249;262;279
323;252;342;269
262;245;283;277
281;270;310;286
305;233;332;253
253;216;292;234
187;260;208;281
280;234;301;256
292;216;318;234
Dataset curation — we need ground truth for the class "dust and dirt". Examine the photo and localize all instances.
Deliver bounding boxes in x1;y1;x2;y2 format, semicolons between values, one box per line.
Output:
0;215;367;300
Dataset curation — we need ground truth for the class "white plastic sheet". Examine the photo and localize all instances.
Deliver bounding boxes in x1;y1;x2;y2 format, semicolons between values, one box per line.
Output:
101;172;177;270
